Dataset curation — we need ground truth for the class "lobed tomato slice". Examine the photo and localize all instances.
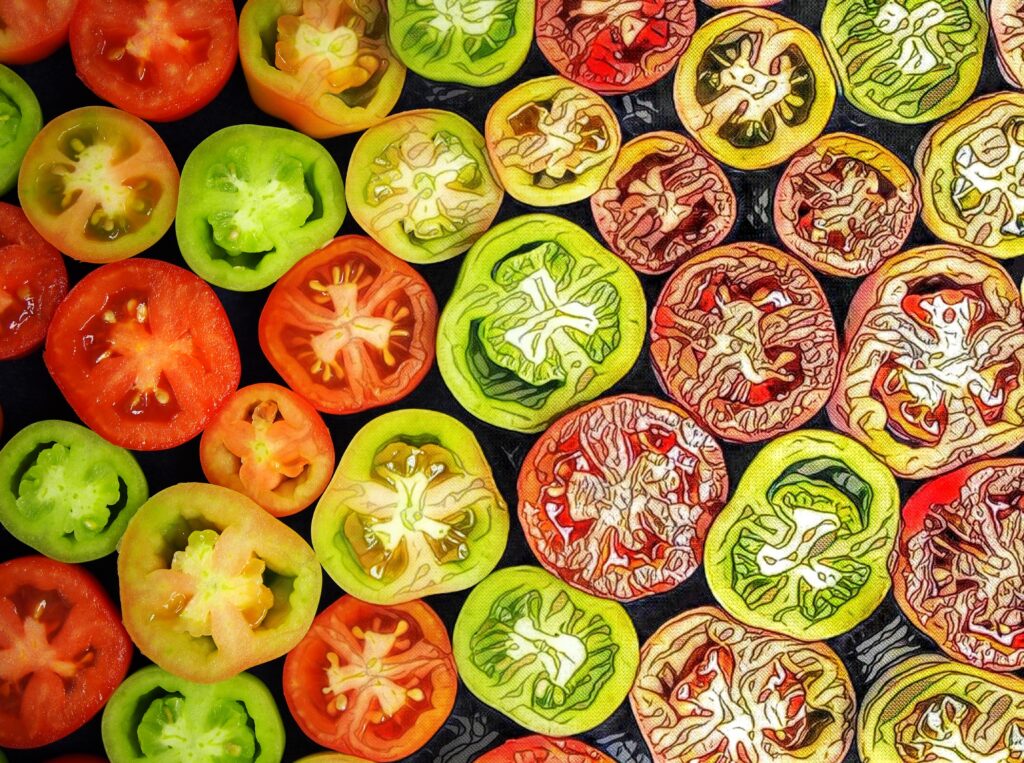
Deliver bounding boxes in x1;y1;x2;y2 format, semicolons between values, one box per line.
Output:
70;0;239;122
283;596;457;761
0;556;132;749
0;202;68;360
0;0;75;64
259;235;437;414
44;258;241;450
200;383;335;517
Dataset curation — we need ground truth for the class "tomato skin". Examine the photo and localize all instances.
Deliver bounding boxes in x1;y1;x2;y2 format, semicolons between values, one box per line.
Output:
0;202;68;361
200;383;335;517
44;258;241;451
70;0;239;122
0;556;132;749
283;595;457;762
0;0;75;64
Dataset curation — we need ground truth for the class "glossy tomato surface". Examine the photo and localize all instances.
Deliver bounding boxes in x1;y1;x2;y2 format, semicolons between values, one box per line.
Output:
0;0;75;64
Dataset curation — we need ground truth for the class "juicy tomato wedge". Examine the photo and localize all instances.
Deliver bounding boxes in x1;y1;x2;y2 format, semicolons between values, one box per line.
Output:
200;383;335;517
17;106;180;264
477;736;617;762
69;0;239;122
283;595;457;761
0;556;132;749
259;235;437;415
44;258;241;451
0;202;68;360
0;0;75;64
536;0;696;94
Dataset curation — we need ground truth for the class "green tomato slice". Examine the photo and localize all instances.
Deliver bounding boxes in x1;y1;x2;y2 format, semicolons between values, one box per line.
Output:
821;0;987;124
347;109;503;263
312;408;508;604
704;429;899;640
0;64;40;196
177;124;346;291
101;665;285;763
453;565;638;736
0;419;148;563
437;214;645;432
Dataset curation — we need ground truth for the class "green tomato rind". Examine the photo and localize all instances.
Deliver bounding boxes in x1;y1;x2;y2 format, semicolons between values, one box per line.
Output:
312;408;509;604
705;429;899;641
347;109;503;263
437;214;645;432
0;419;148;563
453;565;639;735
821;0;987;124
387;0;533;86
0;64;41;196
101;665;285;763
177;124;346;291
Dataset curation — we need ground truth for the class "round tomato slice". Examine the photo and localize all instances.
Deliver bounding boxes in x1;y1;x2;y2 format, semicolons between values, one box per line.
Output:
283;595;457;761
0;556;132;749
535;0;696;94
18;106;179;264
259;235;437;415
0;202;68;360
0;0;75;64
200;383;335;517
70;0;238;122
518;394;728;601
44;258;241;451
477;736;617;762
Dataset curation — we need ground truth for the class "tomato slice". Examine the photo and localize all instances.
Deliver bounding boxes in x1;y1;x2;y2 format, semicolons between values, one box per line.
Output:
44;258;241;450
70;0;238;122
0;556;132;749
200;383;335;517
0;0;75;64
259;235;437;414
283;595;457;761
0;202;67;360
476;736;617;762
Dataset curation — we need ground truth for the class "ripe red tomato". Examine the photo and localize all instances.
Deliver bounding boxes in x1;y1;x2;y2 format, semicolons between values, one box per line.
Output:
259;236;437;415
477;736;617;762
0;202;68;360
44;258;241;450
69;0;239;122
0;556;132;749
283;595;457;761
0;0;75;64
200;383;335;517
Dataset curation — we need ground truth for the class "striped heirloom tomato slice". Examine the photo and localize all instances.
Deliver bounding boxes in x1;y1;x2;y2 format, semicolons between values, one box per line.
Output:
993;0;1024;89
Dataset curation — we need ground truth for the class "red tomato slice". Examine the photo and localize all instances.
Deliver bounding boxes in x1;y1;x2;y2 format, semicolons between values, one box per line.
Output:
259;236;437;415
70;0;239;122
283;596;457;761
0;202;68;360
44;258;241;450
0;556;132;749
200;382;335;517
476;736;618;762
0;0;75;64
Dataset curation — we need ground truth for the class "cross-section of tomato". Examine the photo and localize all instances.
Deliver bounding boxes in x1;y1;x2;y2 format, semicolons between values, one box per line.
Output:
0;0;75;64
200;383;335;517
283;595;457;761
650;242;838;443
44;258;241;451
0;556;132;749
518;394;727;601
476;736;617;762
259;235;437;415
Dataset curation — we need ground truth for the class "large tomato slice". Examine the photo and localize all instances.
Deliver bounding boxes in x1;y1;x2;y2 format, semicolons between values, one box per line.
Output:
0;0;75;64
283;595;457;761
0;556;132;749
69;0;238;122
44;258;241;450
259;235;437;414
0;202;68;360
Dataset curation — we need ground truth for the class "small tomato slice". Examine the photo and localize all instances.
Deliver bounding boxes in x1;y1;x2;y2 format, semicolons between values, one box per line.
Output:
44;258;241;451
0;0;75;64
0;202;67;360
283;595;457;762
477;736;617;762
70;0;239;122
200;383;335;517
0;556;132;749
259;235;437;415
18;106;179;264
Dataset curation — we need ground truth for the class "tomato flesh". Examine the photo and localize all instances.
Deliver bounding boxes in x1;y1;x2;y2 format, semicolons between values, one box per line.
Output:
0;0;75;64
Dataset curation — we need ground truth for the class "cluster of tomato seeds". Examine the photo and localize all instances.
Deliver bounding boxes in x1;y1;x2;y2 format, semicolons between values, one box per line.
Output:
5;1;1024;762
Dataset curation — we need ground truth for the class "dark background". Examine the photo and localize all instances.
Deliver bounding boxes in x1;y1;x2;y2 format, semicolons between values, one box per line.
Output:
2;1;1023;761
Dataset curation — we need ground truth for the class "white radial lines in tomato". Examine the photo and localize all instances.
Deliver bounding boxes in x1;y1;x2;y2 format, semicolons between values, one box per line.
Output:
953;129;1024;238
55;138;146;234
873;1;948;75
505;269;599;365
